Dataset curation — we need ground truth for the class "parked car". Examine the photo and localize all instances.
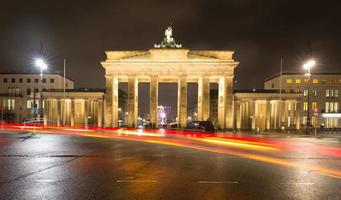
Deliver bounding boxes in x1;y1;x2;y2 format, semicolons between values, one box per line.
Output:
185;121;215;133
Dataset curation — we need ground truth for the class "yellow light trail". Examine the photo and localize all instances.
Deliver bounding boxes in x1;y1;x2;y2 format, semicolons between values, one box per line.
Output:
193;138;280;152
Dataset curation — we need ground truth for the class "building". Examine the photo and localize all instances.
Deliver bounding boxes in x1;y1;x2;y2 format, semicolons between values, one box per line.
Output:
0;73;74;123
234;89;302;130
101;26;238;128
265;73;341;128
42;89;104;127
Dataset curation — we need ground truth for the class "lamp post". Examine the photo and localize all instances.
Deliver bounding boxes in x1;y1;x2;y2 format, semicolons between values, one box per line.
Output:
35;58;48;120
303;59;315;132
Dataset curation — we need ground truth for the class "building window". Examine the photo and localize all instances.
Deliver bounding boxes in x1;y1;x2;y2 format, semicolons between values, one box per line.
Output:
287;79;292;84
27;78;31;83
303;102;308;111
35;88;39;93
336;102;339;112
304;79;309;84
42;78;46;83
312;79;319;84
15;87;19;95
325;102;339;113
295;79;301;84
7;99;15;110
3;78;8;83
35;78;39;83
325;102;329;113
11;78;15;83
312;101;317;110
27;88;31;96
50;78;54;83
19;78;23;83
321;80;327;84
303;89;308;96
27;100;32;109
326;89;339;98
312;89;317;97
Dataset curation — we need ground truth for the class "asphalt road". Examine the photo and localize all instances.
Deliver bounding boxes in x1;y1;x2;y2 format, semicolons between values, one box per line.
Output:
0;131;340;200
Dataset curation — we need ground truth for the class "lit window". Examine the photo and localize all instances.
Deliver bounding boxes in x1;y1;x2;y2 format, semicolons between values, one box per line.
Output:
304;79;309;84
303;90;308;96
335;90;339;98
27;100;32;109
303;102;308;111
287;79;292;84
312;101;317;109
312;79;319;84
326;89;330;97
330;102;334;112
7;99;15;110
335;102;339;112
312;89;317;97
295;79;301;84
321;80;327;84
7;99;11;110
325;102;329;113
330;90;334;97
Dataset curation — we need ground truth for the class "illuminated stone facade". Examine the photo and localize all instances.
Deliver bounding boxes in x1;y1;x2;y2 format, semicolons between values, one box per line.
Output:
42;89;104;127
101;49;239;128
234;90;302;130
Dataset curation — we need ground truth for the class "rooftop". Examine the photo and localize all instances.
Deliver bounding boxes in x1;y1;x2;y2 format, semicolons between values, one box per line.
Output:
0;72;74;81
265;72;341;82
234;89;301;94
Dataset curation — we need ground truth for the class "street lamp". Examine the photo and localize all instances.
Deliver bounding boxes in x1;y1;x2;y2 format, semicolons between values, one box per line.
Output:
35;58;48;120
303;59;315;131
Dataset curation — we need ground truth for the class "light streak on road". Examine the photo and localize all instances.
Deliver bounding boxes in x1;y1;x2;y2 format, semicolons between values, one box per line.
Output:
1;123;341;179
193;138;280;152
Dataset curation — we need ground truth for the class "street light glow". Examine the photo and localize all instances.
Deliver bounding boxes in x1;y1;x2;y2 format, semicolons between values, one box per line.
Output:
35;58;48;70
303;59;315;69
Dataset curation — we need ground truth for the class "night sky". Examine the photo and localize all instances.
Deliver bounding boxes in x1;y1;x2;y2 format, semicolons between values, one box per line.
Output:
1;0;341;118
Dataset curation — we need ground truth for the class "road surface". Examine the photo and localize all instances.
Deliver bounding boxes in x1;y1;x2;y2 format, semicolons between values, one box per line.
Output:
0;127;340;200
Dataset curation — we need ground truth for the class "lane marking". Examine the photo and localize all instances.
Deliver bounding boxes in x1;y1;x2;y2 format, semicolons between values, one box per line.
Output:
116;179;157;183
198;181;239;184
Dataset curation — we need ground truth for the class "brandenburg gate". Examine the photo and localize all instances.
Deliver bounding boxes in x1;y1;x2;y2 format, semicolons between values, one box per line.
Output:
101;26;239;128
